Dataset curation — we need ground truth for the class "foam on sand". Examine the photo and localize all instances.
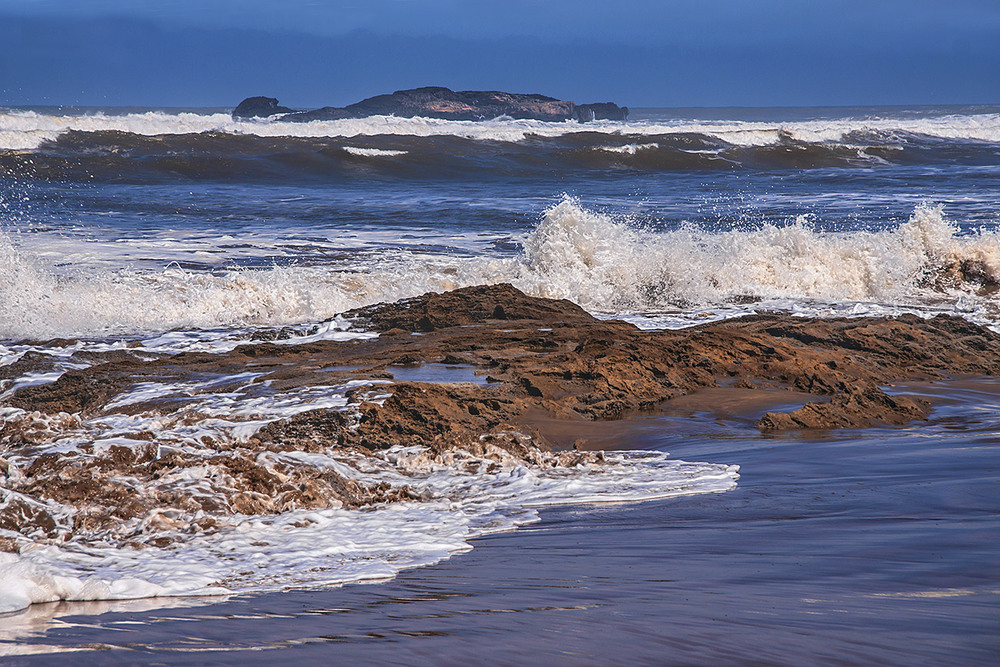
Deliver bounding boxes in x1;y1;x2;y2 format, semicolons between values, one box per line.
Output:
1;450;738;614
0;328;740;616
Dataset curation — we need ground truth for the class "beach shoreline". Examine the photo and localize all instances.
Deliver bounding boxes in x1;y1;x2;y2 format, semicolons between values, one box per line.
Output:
3;375;999;662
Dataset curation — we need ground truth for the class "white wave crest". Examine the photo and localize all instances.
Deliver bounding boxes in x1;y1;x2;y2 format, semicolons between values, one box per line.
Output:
2;107;999;151
1;199;998;341
517;198;1000;311
596;143;660;154
343;146;408;157
0;109;586;151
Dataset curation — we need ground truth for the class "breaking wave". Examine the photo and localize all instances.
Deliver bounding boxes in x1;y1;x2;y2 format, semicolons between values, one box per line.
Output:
518;199;1000;311
3;108;1000;151
2;108;999;180
1;199;998;341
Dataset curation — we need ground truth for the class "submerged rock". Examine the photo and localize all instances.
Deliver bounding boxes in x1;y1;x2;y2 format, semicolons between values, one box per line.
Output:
232;87;627;123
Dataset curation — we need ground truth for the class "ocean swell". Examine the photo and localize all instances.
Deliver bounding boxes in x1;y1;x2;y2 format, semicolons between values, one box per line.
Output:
3;108;999;151
2;109;999;180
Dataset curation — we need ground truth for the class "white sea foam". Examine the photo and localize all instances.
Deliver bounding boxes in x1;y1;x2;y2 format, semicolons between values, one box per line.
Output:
343;146;408;157
0;228;375;339
0;450;737;614
0;358;739;614
2;107;999;151
517;198;1000;311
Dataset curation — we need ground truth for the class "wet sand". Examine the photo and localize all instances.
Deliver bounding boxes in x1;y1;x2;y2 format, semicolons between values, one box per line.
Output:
527;386;825;450
659;385;826;419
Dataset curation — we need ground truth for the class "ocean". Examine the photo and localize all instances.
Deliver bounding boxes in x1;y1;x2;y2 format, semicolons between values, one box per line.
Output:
1;105;999;663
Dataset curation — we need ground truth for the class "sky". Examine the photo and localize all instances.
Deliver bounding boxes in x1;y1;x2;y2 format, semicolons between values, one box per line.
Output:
1;0;998;108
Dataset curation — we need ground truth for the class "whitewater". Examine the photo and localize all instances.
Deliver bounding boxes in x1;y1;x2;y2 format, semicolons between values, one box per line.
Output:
1;198;998;341
3;106;1000;152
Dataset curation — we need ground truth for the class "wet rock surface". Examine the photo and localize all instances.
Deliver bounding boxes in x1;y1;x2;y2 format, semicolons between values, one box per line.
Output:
4;284;1000;548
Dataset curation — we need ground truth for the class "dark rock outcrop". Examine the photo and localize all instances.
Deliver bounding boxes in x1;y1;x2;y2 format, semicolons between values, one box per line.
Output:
576;102;629;122
232;87;627;123
232;96;295;119
12;284;1000;442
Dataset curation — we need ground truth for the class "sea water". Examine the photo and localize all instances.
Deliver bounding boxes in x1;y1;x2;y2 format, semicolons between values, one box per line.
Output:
0;105;998;661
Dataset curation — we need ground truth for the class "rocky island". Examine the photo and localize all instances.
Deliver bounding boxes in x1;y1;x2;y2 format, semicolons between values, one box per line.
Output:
232;87;629;122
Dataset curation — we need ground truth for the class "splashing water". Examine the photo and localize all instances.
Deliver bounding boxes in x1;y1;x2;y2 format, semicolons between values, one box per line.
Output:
1;198;998;340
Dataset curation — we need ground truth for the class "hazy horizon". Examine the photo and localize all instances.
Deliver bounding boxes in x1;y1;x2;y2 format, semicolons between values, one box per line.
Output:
2;0;998;109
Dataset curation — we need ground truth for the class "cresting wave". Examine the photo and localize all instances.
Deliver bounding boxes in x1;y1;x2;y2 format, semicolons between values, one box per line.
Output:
1;199;999;341
3;107;998;181
2;107;1000;152
518;199;1000;311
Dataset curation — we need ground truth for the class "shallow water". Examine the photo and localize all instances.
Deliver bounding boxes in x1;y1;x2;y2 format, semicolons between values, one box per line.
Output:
3;381;998;665
388;363;491;385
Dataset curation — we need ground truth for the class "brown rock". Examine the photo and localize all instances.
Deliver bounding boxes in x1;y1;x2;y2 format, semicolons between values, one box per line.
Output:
6;284;1000;545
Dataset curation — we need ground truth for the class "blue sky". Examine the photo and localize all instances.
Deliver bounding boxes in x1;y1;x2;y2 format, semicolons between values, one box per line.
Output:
1;0;998;107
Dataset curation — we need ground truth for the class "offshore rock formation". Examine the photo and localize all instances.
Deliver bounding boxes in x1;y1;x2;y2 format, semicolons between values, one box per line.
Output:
4;284;1000;546
231;96;294;119
232;87;629;122
575;102;632;122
